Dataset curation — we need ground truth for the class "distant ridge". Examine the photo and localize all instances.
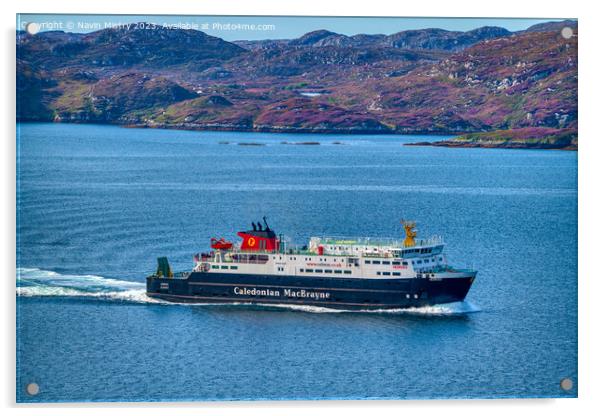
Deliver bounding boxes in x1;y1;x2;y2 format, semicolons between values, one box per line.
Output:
237;25;513;51
18;25;245;69
523;19;577;33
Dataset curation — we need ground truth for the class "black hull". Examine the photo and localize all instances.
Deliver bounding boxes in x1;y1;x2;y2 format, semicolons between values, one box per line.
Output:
146;271;475;310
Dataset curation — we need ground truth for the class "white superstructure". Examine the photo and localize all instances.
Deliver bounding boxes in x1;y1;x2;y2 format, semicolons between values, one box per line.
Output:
193;231;456;280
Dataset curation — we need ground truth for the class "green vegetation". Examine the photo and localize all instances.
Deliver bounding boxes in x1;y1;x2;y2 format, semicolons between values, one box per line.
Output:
284;82;309;90
423;128;578;150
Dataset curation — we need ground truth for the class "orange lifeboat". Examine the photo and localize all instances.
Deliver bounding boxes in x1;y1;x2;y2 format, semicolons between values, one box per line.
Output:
210;237;233;250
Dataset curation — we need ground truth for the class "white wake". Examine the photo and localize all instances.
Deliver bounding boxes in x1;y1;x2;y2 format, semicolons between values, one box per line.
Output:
16;267;159;304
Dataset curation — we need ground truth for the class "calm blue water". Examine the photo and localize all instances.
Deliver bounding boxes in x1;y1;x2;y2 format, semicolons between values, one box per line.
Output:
16;123;577;402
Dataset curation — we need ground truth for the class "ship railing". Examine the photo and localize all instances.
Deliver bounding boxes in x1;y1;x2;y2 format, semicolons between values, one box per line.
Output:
209;244;444;257
311;235;444;248
417;265;474;275
200;240;444;260
151;271;190;279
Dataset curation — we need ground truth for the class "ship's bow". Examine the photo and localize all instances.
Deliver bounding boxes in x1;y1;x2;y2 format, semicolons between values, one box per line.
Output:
424;270;476;304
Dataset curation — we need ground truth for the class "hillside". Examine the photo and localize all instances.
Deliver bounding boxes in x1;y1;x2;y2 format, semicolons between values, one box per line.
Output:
16;21;577;146
17;26;245;73
348;29;578;133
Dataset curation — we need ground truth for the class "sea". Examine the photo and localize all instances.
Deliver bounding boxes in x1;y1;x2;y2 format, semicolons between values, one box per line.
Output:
16;122;578;402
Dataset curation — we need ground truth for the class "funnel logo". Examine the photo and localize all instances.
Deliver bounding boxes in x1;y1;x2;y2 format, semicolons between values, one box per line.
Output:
247;237;256;247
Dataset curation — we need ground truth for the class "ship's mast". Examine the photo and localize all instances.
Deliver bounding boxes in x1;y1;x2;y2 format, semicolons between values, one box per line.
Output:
401;220;417;248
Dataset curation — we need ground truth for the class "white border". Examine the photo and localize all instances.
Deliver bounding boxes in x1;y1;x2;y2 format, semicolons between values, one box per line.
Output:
3;1;601;415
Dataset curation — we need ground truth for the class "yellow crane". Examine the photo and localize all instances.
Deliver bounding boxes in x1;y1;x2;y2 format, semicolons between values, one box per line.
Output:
401;220;417;247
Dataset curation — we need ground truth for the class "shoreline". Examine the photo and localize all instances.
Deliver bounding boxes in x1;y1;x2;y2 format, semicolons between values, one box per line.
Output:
405;141;578;151
17;120;578;150
405;128;578;151
15;119;468;137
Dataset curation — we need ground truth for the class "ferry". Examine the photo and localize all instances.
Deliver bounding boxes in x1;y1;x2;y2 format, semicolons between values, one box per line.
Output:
146;218;476;310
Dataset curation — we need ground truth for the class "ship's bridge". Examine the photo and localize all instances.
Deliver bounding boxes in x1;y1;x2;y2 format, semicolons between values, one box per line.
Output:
308;236;444;258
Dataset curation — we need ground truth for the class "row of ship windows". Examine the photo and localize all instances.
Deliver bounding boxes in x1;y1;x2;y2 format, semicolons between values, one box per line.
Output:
275;256;344;263
299;268;352;275
303;257;343;262
211;261;434;269
377;271;402;276
365;260;408;266
365;257;443;266
403;247;434;254
414;257;443;265
212;258;439;269
275;256;440;264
